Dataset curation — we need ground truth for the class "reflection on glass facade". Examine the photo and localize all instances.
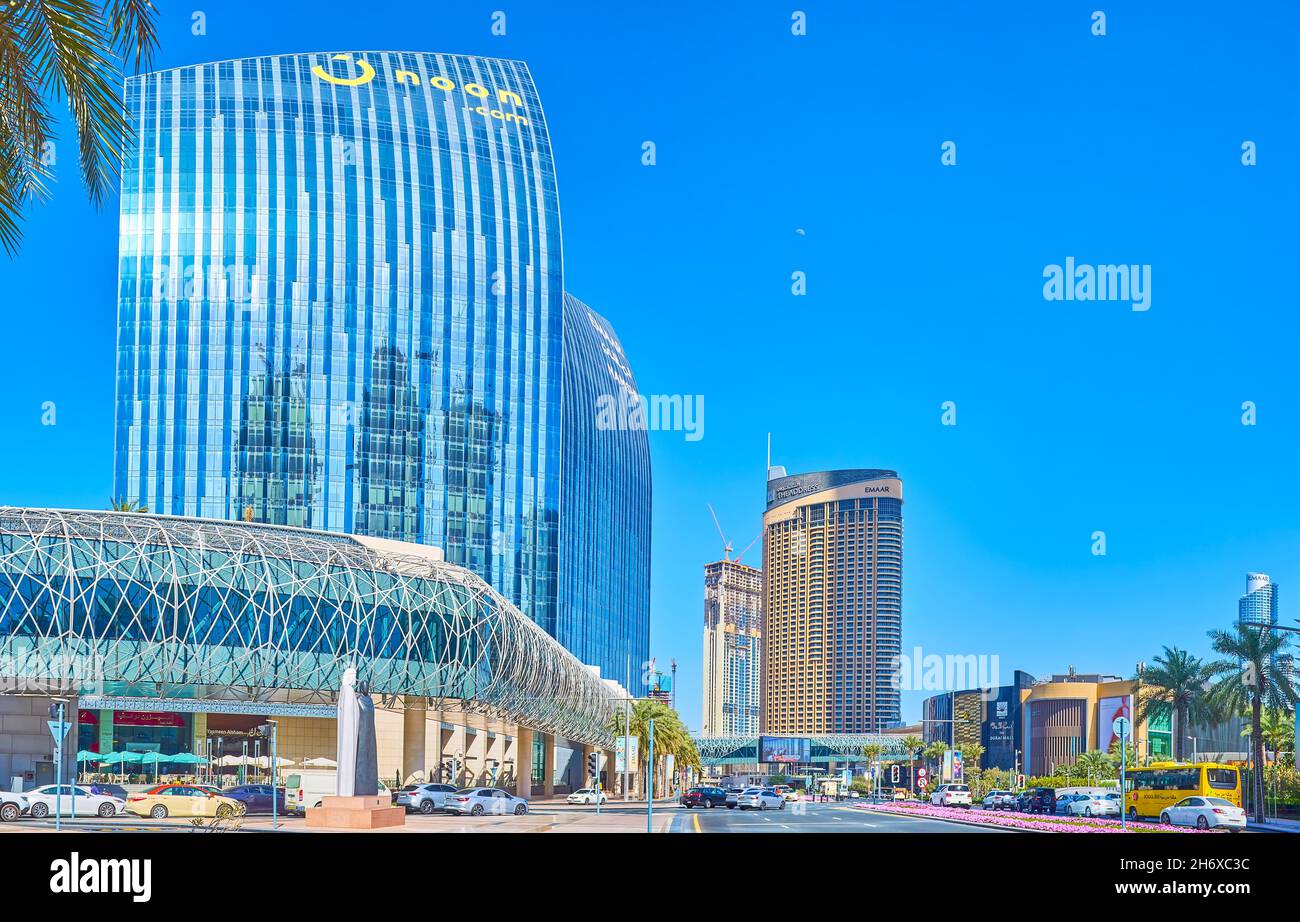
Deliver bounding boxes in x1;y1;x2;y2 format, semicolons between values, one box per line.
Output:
111;52;649;687
558;294;651;685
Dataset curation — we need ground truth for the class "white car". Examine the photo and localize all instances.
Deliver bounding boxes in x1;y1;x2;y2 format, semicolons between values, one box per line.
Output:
567;788;607;805
444;787;529;816
1065;792;1120;818
0;791;29;822
736;787;785;811
1160;796;1246;832
24;784;124;818
981;790;1015;810
929;784;972;808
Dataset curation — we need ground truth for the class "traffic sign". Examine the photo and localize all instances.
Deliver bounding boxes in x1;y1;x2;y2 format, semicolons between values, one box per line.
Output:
1112;716;1131;739
47;720;71;742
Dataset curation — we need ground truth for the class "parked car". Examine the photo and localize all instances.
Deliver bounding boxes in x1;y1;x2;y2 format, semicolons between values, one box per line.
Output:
680;786;726;808
725;787;745;808
221;784;287;815
444;787;529;816
1055;793;1082;815
0;791;29;822
892;788;909;801
126;784;244;819
398;782;459;814
23;784;124;818
285;770;390;813
1014;786;1055;814
1160;796;1246;832
1065;791;1120;818
929;784;972;808
88;783;129;802
981;790;1015;810
567;787;608;806
736;787;785;811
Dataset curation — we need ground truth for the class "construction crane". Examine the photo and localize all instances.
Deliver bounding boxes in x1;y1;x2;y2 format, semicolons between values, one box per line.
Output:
708;503;760;565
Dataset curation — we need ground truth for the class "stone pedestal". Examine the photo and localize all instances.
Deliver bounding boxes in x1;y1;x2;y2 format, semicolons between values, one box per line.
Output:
305;795;405;830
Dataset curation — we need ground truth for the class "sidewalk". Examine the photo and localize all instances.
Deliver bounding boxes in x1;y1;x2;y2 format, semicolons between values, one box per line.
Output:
1247;816;1300;833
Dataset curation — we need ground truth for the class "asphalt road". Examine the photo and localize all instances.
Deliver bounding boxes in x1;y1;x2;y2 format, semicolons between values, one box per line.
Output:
0;800;1021;833
668;801;1021;833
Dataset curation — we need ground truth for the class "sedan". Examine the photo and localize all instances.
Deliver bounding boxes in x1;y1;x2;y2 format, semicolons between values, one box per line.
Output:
680;786;727;808
724;787;745;809
567;787;608;806
444;787;529;816
24;784;124;818
0;791;29;822
1065;792;1120;818
221;784;287;815
126;784;245;819
1160;796;1246;832
397;782;458;814
736;788;785;811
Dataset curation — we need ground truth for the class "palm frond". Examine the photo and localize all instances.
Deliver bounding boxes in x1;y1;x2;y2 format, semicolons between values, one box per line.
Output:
103;0;157;72
24;0;129;207
0;5;59;253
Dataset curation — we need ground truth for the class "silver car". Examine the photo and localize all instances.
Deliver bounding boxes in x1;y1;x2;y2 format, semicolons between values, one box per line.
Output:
444;787;529;816
736;787;785;811
396;782;458;815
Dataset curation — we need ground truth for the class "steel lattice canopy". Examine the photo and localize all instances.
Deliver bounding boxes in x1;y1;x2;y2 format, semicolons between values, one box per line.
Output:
0;508;614;745
693;735;909;765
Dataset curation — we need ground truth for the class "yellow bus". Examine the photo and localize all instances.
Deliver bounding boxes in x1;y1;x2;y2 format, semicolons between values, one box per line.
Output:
1123;762;1242;820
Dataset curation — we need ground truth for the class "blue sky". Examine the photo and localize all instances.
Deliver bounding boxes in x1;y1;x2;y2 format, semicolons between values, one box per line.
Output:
1;1;1297;730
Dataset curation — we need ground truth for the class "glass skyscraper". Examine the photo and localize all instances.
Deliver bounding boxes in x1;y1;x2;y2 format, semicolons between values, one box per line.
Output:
1239;573;1279;630
112;51;649;689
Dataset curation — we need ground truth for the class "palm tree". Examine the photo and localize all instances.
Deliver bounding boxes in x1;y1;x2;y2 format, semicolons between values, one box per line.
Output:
901;734;922;792
1205;623;1298;823
1136;646;1217;761
608;699;698;796
0;0;160;254
1242;708;1296;761
108;497;146;512
1075;749;1112;785
958;741;985;774
861;743;883;794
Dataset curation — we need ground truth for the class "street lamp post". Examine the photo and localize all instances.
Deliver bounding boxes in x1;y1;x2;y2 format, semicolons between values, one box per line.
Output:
268;720;279;831
1186;736;1198;764
646;717;655;833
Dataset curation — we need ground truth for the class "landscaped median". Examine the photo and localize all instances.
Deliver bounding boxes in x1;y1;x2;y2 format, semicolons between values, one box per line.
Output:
852;801;1211;833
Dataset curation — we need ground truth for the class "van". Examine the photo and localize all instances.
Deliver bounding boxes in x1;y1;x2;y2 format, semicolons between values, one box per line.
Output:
285;770;390;813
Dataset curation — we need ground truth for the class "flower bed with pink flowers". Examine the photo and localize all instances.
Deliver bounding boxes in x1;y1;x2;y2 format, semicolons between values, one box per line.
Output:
852;801;1211;833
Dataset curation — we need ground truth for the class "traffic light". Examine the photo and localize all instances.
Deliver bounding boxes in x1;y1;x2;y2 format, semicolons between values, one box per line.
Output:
890;764;900;784
587;752;600;781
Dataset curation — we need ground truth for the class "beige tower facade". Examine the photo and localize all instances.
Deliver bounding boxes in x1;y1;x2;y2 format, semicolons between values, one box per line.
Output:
762;469;903;735
702;559;763;737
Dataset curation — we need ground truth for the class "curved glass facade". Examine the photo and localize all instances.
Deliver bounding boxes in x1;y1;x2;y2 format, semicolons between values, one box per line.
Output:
0;508;612;743
558;294;651;686
115;50;561;640
111;51;648;687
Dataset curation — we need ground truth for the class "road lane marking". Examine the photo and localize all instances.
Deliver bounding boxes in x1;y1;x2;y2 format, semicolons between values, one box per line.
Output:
693;814;701;833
